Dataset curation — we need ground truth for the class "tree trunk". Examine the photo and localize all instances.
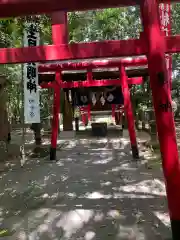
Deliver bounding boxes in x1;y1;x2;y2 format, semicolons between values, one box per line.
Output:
31;123;42;153
0;81;9;161
63;94;73;131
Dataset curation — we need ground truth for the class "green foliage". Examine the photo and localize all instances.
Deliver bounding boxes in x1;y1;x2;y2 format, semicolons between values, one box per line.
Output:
68;7;141;42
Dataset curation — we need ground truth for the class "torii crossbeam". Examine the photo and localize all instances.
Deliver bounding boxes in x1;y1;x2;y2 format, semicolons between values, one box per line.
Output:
0;35;178;64
0;0;178;17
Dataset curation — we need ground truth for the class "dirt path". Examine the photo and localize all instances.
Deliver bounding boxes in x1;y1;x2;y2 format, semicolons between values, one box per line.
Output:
0;136;171;240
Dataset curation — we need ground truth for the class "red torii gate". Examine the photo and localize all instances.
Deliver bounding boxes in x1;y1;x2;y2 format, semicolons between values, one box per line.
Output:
0;0;179;238
39;59;146;161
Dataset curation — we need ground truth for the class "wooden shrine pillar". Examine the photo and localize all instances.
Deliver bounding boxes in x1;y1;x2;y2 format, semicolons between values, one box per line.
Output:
0;76;9;160
51;11;68;44
51;12;73;133
140;0;180;239
50;11;73;160
120;66;139;159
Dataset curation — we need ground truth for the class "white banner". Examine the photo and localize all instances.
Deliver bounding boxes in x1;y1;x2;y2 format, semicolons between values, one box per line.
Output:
23;21;40;123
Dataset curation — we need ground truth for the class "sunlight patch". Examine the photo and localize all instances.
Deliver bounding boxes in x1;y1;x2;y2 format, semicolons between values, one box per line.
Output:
113;192;154;199
38;224;49;233
119;179;166;196
16;231;27;240
67;192;77;198
56;161;64;166
0;208;4;217
85;192;111;199
42;193;49;199
101;181;112;186
117;224;145;239
111;165;137;172
85;231;96;240
119;152;127;156
28;209;62;238
94;212;104;222
56;209;94;238
107;210;121;219
153;211;170;227
63;140;77;149
92;157;113;164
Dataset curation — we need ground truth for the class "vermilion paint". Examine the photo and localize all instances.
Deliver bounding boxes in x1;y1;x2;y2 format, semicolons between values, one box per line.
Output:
141;0;180;238
0;0;176;18
50;72;61;159
120;65;139;159
42;77;143;88
87;105;91;121
51;11;68;45
0;36;178;64
80;107;86;126
40;78;143;89
38;58;147;72
50;11;68;160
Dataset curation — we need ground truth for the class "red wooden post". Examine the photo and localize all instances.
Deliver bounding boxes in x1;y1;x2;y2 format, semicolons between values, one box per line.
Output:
51;11;68;44
87;69;92;123
50;72;61;160
141;0;180;238
87;104;91;121
50;11;68;160
120;65;139;159
80;107;86;126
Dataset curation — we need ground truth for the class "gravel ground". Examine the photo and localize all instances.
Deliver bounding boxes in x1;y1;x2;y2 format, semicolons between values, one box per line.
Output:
0;135;171;240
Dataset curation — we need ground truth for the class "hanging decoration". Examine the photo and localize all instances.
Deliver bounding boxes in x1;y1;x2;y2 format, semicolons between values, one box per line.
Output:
106;87;124;105
72;86;124;106
107;93;114;103
74;90;89;106
91;92;97;106
100;93;105;105
68;89;72;103
23;20;40;124
81;95;88;104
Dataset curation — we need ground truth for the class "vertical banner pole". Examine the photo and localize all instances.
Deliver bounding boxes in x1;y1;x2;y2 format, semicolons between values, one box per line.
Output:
80;107;86;126
120;65;139;159
23;18;40;166
20;63;26;167
141;0;180;238
23;20;40;124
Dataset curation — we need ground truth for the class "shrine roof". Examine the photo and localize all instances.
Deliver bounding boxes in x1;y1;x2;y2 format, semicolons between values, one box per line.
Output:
39;56;147;75
39;56;148;83
39;67;148;83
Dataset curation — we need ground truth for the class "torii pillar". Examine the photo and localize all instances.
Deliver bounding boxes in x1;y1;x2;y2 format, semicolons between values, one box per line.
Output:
141;0;180;239
50;11;73;160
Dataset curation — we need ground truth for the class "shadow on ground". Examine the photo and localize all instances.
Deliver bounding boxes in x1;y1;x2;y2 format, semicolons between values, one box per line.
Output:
0;138;171;239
